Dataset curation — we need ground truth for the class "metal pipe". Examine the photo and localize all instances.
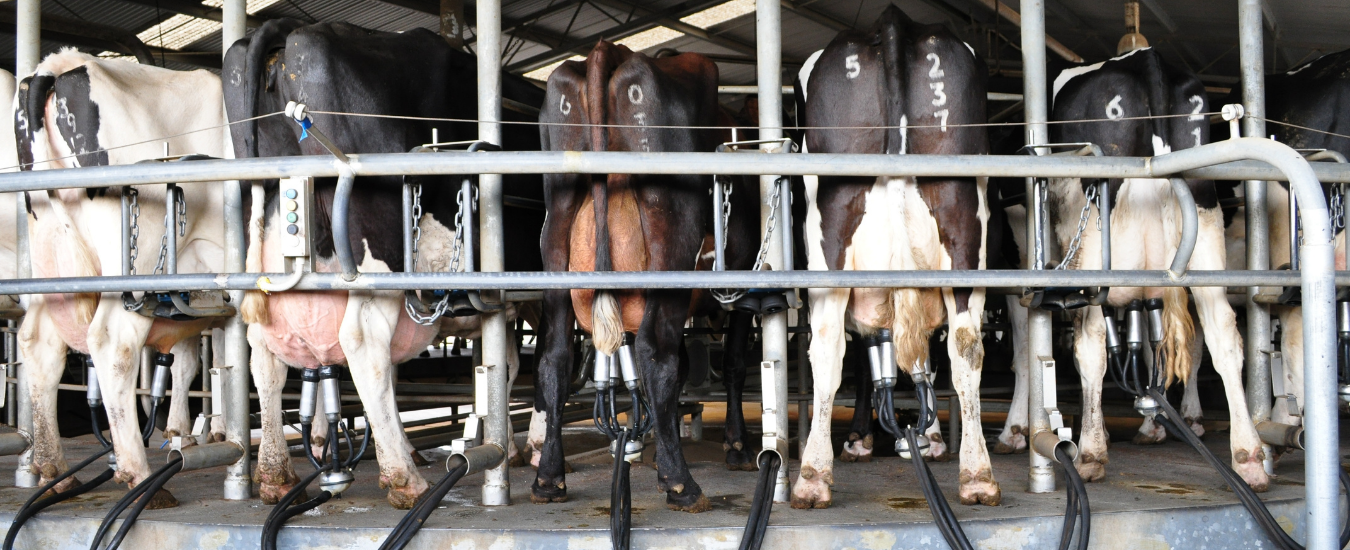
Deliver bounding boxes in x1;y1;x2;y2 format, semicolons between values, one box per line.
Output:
1030;431;1077;462
170;441;245;472
712;180;726;272
0;432;28;456
476;0;510;508
12;0;34;488
221;0;251;496
9;152;1350;191
1238;0;1275;482
6;321;15;427
403;183;415;273
331;163;358;281
1154;136;1339;550
1021;0;1056;495
1167;178;1199;277
975;0;1082;62
1289;190;1300;270
14;0;38;77
1254;420;1304;450
2;268;1348;295
461;179;476;273
166;185;179;275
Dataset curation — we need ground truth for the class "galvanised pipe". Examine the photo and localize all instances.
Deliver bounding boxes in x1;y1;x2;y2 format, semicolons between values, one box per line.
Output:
221;0;252;501
1154;136;1338;550
11;0;34;487
331;164;359;280
7;153;1350;191
170;441;245;472
476;0;510;508
1167;178;1199;277
14;0;38;78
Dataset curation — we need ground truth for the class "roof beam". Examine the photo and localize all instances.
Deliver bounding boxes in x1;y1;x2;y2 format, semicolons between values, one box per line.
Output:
1136;0;1206;68
504;0;729;73
111;0;266;28
779;0;851;32
0;5;159;65
972;0;1083;62
1043;0;1113;58
466;0;588;46
374;0;569;48
585;0;760;58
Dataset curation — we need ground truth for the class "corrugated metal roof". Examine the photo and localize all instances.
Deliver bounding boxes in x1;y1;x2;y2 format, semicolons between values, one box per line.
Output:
0;0;1342;90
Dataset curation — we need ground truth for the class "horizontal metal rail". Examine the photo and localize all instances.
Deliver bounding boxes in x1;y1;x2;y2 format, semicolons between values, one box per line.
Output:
0;269;1343;295
6;151;1350;192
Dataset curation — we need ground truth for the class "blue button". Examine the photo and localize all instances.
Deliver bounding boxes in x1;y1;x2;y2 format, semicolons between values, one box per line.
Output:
284;189;298;199
286;224;298;235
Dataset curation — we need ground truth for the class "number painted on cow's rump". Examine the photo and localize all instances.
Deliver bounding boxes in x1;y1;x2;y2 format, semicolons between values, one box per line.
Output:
628;84;643;104
1105;95;1124;120
845;54;860;79
930;82;946;106
926;53;944;79
1187;95;1204;121
1192;127;1202;148
559;95;571;116
933;109;949;132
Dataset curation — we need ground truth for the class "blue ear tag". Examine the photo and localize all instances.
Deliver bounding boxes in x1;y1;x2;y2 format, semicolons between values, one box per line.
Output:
297;117;313;142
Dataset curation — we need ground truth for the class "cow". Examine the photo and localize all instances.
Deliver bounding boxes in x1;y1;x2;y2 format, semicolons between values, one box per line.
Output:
792;6;997;509
533;41;752;511
224;19;546;508
14;49;228;508
1045;46;1267;490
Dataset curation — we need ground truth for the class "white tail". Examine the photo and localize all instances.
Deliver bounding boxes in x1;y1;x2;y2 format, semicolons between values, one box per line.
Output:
591;291;623;355
1160;286;1194;387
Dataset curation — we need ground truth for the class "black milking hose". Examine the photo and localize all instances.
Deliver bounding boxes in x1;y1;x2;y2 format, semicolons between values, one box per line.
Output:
610;429;633;550
737;451;782;550
1053;444;1090;550
876;384;973;550
100;458;183;550
88;456;182;550
379;458;469;550
262;464;332;550
1149;389;1350;550
4;461;114;550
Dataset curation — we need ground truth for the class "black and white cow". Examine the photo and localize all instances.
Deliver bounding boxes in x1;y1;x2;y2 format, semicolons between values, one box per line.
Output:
1047;46;1267;489
224;20;546;508
534;41;744;511
15;50;227;507
793;6;997;508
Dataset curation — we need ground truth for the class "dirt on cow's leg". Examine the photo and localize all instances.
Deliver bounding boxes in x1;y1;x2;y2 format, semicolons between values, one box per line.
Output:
791;288;850;510
247;326;303;505
256;463;305;505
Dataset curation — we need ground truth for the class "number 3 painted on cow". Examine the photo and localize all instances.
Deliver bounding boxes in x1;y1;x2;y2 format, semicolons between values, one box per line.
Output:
845;55;860;79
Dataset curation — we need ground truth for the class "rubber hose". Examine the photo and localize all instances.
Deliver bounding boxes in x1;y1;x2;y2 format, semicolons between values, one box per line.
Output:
264;490;334;549
379;460;469;550
738;451;782;550
88;457;182;550
301;421;322;471
102;458;183;550
262;464;332;550
907;428;974;550
346;416;373;469
91;406;112;448
4;465;115;550
1055;444;1090;550
140;399;159;446
611;429;632;550
1150;390;1350;550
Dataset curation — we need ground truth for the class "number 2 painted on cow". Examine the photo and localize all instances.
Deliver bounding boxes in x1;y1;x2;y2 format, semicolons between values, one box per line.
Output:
845;55;860;79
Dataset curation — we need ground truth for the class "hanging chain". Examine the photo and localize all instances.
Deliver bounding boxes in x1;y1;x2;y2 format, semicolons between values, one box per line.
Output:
1331;183;1345;233
710;176;784;304
1055;183;1098;271
409;183;424;271
406;181;474;326
153;187;186;275
127;188;141;275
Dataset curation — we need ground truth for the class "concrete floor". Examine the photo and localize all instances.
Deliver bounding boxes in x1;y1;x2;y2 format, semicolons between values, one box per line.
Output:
0;418;1339;549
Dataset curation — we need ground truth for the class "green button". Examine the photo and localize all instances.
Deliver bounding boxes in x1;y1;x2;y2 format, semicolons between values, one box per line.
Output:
286;212;298;223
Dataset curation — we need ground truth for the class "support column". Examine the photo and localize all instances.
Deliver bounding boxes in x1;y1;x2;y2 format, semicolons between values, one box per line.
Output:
12;0;38;489
1019;0;1056;494
220;0;252;501
476;0;510;507
756;0;791;503
1238;0;1275;476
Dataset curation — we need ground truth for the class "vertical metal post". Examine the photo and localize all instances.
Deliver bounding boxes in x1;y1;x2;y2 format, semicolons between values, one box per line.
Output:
200;331;211;430
1020;0;1056;494
6;321;15;427
1238;0;1275;476
12;0;38;490
756;0;790;503
476;0;510;507
220;0;252;501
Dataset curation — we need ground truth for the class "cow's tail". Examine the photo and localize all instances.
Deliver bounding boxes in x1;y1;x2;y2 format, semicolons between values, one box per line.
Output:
1139;49;1174;151
584;41;627;355
877;5;909;154
239;19;304;159
241;182;270;325
1159;286;1195;387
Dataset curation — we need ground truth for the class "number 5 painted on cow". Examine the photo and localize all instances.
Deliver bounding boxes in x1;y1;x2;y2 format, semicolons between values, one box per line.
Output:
845;54;860;79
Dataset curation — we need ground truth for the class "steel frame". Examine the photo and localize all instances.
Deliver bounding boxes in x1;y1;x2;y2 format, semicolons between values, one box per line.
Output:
6;1;1341;546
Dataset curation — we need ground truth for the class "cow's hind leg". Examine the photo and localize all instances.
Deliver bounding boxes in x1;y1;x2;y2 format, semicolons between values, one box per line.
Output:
1179;323;1206;438
840;336;875;463
531;289;574;503
163;337;199;443
18;301;77;493
1074;306;1112;481
248;324;304;505
993;296;1029;454
944;289;999;506
642;290;711;513
791;287;849;509
721;311;756;470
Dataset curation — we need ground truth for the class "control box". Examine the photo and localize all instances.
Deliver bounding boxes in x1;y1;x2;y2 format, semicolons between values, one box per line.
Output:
277;177;314;263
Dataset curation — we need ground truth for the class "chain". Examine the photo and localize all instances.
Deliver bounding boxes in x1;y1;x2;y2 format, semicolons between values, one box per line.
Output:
127;188;141;275
152;187;185;275
448;183;470;274
177;187;187;238
1332;183;1345;233
710;176;785;304
1055;183;1097;271
410;183;424;270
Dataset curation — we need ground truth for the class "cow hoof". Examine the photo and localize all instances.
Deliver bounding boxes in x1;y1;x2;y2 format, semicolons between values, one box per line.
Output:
1075;451;1108;482
924;434;951;462
531;477;569;503
993;428;1027;454
958;469;1001;506
210;431;226;443
839;433;874;463
411;450;431;467
726;445;758;471
666;490;711;513
1233;448;1270;492
39;475;81;498
387;482;428;510
508;451;528;468
1185;417;1206;438
564;461;575;474
138;488;179;510
258;468;305;505
790;473;832;509
1132;425;1167;445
